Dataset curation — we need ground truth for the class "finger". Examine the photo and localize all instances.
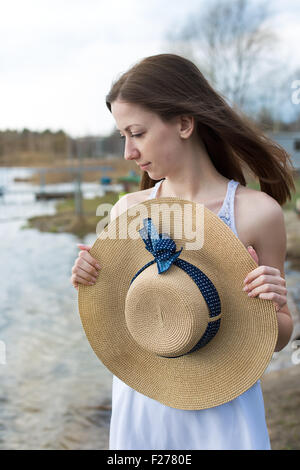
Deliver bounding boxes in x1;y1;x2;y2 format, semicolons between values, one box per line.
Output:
256;292;287;309
248;283;287;298
273;302;280;312
77;244;92;250
247;246;259;264
272;300;287;312
71;278;78;289
72;273;96;286
244;265;280;284
72;280;79;291
74;265;99;283
76;257;100;277
252;290;283;305
244;275;285;291
78;251;101;271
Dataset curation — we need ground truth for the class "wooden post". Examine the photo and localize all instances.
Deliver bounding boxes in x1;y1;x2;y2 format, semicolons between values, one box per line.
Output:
40;170;45;193
75;140;83;216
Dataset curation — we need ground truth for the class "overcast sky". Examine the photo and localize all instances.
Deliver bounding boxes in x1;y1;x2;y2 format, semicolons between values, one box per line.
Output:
1;0;300;138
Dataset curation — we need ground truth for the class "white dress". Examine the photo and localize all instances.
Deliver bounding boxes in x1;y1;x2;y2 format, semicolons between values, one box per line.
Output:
109;179;271;450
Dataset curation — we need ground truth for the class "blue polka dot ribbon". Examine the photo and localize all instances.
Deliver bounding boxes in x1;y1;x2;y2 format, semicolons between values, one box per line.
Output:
130;218;221;357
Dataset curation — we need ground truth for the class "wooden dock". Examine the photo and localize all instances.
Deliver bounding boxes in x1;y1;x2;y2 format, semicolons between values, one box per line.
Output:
35;191;74;200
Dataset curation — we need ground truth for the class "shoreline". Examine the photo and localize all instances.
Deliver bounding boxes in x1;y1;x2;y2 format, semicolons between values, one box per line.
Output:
22;192;122;238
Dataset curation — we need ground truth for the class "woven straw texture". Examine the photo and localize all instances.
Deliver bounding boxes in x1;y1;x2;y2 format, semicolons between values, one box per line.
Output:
78;197;278;410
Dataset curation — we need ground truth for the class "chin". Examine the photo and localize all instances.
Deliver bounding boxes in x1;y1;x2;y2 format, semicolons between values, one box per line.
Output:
147;168;163;179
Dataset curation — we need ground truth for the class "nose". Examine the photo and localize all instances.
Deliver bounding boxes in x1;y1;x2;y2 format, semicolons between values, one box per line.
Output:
124;138;140;162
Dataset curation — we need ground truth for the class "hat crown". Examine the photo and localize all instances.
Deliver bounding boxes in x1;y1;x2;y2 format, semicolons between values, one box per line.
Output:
125;263;210;357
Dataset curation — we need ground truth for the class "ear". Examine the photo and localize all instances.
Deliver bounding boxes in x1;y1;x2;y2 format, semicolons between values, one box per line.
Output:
178;115;194;139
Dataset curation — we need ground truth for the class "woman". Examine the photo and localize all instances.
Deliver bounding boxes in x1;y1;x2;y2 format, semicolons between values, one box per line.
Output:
70;54;294;450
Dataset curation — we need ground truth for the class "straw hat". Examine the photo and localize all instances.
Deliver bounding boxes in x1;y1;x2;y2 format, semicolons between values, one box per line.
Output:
78;197;278;410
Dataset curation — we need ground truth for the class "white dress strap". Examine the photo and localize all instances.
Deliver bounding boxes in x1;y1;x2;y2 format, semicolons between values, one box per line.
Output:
218;180;239;238
148;179;164;200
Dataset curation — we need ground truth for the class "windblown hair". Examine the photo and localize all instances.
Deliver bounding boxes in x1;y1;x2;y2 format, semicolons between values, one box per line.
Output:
106;53;296;205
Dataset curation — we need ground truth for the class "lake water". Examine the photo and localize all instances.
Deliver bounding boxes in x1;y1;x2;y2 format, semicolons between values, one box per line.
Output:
0;167;299;450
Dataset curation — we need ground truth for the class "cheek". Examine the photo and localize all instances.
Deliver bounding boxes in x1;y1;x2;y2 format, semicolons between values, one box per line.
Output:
149;131;179;163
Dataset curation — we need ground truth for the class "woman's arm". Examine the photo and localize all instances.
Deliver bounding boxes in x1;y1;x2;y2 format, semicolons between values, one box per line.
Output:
274;303;294;352
243;193;293;352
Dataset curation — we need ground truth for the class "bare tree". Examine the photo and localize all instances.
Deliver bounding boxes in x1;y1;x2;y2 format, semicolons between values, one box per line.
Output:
163;0;278;110
252;65;300;132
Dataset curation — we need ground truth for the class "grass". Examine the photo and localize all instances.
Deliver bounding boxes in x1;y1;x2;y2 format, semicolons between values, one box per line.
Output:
23;191;129;239
56;192;120;214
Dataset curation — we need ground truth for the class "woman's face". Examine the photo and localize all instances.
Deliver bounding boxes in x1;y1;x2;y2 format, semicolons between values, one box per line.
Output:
111;100;184;180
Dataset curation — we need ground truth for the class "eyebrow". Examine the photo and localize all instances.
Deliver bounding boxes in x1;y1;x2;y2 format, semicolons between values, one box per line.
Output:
117;124;141;132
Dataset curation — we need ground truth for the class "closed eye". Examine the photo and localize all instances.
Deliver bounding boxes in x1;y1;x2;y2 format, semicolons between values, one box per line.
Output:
120;133;143;139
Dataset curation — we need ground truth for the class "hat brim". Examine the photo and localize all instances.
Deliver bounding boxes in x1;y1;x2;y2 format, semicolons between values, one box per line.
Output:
78;197;278;410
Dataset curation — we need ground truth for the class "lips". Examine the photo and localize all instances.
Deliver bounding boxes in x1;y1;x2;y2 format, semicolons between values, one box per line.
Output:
138;162;151;169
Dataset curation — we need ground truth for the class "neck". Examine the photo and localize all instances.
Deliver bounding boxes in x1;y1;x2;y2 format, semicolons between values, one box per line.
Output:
162;139;229;201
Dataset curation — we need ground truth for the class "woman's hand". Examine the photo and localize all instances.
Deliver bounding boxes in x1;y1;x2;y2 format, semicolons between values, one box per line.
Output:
70;243;101;290
243;246;287;312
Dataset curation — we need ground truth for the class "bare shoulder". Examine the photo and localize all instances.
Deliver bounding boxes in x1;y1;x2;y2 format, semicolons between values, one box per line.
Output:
126;187;152;206
235;183;284;247
238;183;281;206
238;183;282;216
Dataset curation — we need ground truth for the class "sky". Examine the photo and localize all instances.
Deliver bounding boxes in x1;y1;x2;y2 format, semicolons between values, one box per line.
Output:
1;0;300;138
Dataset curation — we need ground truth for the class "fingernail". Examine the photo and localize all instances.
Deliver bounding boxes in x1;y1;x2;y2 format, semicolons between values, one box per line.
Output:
96;264;101;269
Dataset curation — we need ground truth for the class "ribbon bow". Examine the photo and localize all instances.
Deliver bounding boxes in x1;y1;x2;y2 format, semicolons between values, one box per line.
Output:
139;218;183;274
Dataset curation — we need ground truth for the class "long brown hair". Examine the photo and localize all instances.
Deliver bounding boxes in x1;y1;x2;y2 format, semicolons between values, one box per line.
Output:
106;53;296;206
